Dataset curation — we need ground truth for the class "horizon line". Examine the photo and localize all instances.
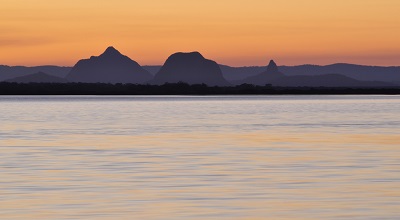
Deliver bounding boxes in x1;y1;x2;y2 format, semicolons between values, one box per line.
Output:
2;62;400;68
2;46;400;68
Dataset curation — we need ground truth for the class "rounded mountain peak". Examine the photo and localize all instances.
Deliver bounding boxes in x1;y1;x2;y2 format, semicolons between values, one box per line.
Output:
169;51;205;61
153;51;229;86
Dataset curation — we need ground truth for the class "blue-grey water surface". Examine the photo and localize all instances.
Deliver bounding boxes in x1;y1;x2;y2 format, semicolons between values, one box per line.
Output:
0;95;399;219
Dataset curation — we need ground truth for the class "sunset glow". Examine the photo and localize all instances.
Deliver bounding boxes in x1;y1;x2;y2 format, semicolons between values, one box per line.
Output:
1;0;399;66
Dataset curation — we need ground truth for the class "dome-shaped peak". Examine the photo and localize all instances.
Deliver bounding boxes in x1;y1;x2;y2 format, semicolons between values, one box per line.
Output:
267;59;279;73
171;51;205;60
187;51;204;57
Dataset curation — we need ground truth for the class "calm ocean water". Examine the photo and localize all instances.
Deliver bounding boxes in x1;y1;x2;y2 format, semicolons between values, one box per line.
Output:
0;95;399;219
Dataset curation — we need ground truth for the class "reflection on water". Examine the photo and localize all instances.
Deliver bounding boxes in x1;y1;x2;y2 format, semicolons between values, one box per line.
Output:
0;95;399;219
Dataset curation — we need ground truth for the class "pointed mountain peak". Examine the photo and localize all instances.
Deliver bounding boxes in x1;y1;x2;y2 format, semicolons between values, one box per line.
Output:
67;46;152;83
101;46;122;57
268;60;277;66
267;59;279;73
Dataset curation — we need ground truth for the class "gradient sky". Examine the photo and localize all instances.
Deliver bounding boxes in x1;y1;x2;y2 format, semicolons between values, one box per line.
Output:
1;0;399;66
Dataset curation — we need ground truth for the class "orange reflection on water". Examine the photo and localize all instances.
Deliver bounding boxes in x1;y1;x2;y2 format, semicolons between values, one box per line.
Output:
1;131;400;219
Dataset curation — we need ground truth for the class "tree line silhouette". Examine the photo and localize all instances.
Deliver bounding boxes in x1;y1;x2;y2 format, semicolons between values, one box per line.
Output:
0;82;399;95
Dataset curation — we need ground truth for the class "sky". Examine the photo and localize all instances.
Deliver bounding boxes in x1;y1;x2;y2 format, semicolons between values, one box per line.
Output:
1;0;399;67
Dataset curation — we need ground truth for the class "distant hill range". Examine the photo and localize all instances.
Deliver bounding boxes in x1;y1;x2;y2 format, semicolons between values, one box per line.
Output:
0;46;399;87
0;65;71;82
6;72;67;83
233;60;284;85
151;52;229;86
66;46;152;83
280;64;400;84
218;64;400;85
233;60;395;87
270;74;392;87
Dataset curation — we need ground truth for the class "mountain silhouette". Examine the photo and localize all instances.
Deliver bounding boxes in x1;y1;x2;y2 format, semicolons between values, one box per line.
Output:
66;46;152;83
219;63;400;84
279;64;400;84
235;60;393;87
234;60;285;85
0;65;71;81
269;74;393;87
142;65;161;75
5;72;67;83
151;52;230;86
1;48;399;86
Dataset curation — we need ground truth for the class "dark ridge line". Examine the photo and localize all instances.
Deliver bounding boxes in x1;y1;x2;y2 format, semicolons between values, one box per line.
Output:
0;82;399;95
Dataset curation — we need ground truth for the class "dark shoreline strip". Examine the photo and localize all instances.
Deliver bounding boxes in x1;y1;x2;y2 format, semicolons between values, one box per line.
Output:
0;82;399;95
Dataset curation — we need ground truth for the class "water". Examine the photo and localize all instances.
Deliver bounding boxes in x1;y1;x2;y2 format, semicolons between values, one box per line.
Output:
0;95;399;219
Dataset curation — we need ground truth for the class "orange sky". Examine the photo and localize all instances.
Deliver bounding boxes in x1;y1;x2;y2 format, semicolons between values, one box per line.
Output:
1;0;399;67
